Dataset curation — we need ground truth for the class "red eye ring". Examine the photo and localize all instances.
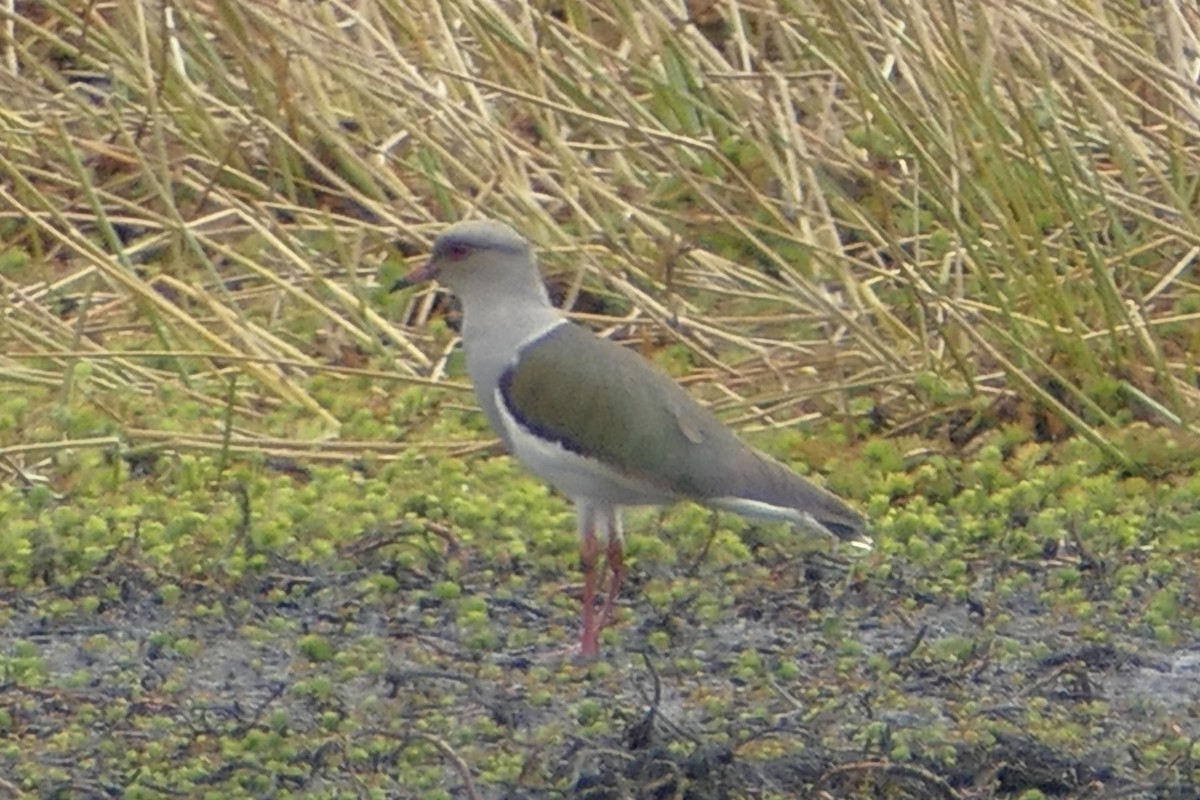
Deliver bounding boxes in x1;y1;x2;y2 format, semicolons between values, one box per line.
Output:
445;242;470;260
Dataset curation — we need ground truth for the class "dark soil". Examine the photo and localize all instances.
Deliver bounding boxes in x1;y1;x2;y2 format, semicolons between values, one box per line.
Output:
3;527;1198;800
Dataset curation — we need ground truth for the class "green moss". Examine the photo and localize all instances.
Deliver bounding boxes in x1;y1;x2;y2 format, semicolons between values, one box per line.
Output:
298;635;335;662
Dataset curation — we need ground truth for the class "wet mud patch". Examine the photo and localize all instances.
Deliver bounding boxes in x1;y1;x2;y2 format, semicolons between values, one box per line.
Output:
1;539;1197;799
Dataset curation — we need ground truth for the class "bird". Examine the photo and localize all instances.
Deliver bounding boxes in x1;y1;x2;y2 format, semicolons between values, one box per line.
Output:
395;219;867;658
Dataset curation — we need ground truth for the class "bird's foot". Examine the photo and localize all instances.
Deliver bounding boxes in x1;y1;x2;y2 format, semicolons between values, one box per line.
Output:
579;627;601;660
580;580;602;660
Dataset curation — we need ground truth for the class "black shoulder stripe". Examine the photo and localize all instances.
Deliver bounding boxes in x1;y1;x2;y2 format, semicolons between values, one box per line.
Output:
497;329;591;459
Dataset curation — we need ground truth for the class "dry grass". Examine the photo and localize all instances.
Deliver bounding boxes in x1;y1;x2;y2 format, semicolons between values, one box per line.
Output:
2;0;1200;471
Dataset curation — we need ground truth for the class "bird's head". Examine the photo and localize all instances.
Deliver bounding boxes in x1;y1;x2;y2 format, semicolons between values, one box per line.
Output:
393;219;537;299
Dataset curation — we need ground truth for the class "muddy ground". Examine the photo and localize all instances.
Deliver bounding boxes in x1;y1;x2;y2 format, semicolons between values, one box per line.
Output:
3;521;1198;800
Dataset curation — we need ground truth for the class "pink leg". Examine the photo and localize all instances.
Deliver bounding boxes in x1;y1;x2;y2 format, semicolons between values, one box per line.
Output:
578;507;601;658
598;509;624;630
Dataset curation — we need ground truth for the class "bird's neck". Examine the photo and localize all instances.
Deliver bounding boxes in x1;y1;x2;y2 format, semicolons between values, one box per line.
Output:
462;290;560;339
457;258;556;321
458;271;561;348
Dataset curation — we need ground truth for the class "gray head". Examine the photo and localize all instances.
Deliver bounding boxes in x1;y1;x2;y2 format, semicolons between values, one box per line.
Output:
395;219;546;304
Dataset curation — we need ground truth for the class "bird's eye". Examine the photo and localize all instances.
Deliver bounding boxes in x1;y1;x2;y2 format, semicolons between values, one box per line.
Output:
444;242;470;260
